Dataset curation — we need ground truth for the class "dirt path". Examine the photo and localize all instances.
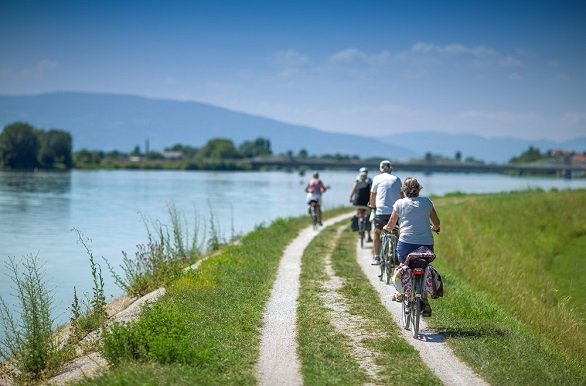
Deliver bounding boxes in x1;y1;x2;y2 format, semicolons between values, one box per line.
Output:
258;215;488;386
257;213;353;386
355;240;488;386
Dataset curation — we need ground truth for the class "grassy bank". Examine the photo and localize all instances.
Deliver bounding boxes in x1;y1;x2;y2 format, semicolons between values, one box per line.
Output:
429;189;586;384
78;208;349;385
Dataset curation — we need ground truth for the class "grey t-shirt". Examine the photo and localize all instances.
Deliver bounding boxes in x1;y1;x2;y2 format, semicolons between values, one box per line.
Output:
393;196;434;245
371;173;402;215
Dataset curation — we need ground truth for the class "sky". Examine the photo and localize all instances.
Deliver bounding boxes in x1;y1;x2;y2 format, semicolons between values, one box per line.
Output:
1;0;585;141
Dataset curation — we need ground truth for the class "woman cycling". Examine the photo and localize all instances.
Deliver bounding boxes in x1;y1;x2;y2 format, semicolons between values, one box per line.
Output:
305;171;327;226
383;177;440;315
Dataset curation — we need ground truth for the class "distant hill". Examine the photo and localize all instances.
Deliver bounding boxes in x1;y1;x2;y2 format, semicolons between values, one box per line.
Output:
0;92;413;160
380;132;586;164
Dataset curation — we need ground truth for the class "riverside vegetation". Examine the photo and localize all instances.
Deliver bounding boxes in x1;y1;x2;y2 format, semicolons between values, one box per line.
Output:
0;189;584;385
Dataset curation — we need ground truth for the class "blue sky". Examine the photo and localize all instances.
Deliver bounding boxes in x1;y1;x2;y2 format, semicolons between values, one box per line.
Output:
1;0;585;141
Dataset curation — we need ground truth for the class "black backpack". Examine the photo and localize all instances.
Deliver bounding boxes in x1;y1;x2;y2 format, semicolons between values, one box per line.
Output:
353;179;371;206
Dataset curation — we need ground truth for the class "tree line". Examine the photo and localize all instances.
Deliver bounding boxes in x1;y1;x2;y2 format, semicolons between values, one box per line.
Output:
0;122;72;170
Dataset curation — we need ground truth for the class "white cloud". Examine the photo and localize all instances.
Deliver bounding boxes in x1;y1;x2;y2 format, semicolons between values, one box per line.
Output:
328;48;391;66
0;59;59;79
268;49;309;66
561;111;586;125
404;42;524;67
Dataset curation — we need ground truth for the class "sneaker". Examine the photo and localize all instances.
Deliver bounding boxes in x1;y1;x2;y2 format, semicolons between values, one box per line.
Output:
367;237;373;242
318;222;323;226
371;256;380;265
392;293;404;302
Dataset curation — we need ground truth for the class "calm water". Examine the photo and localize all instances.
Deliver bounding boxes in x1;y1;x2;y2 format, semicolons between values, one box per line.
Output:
1;169;585;330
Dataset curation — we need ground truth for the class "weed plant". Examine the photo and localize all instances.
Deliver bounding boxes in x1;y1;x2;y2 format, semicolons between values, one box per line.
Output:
70;229;108;339
105;206;205;297
0;255;64;381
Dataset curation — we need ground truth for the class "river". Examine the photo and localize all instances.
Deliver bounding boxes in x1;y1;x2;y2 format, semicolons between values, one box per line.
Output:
1;169;585;331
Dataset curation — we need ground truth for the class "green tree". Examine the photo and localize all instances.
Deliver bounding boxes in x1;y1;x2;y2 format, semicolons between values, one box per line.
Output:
509;146;544;164
198;138;240;159
0;122;40;169
239;137;272;157
37;129;73;168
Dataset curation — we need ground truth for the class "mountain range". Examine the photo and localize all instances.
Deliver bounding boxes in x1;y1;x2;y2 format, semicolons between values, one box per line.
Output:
0;92;584;164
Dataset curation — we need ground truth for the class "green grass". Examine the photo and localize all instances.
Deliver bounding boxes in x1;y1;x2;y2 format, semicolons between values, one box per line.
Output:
428;189;586;385
298;223;441;385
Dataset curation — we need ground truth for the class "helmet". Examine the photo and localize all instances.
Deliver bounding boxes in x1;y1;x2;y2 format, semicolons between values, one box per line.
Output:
379;160;392;172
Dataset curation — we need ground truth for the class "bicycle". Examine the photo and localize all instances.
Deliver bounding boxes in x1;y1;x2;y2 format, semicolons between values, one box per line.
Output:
354;205;372;248
378;227;398;284
308;200;319;230
401;247;435;338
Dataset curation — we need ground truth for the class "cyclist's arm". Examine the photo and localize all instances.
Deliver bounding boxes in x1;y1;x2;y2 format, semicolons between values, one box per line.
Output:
430;206;440;232
369;191;376;210
383;210;398;231
349;182;357;203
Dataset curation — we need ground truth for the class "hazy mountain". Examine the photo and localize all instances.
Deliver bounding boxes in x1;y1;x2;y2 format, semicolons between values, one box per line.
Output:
0;92;413;160
380;132;586;164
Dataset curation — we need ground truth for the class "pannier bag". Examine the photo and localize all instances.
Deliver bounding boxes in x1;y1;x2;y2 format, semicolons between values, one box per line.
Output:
424;265;444;298
350;215;359;232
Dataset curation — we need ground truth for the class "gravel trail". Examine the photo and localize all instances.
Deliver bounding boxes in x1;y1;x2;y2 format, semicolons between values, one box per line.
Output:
257;213;352;386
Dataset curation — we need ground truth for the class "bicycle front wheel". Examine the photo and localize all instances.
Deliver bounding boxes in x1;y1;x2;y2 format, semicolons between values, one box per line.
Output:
379;238;387;280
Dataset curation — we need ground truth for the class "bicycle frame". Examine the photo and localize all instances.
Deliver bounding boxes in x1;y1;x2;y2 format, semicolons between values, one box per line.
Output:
379;229;398;284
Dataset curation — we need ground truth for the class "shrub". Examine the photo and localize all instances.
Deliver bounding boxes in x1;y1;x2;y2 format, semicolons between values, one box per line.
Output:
0;255;59;380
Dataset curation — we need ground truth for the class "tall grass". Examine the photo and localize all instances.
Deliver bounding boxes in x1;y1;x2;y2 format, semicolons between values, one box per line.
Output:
105;204;205;297
431;189;586;382
0;254;60;381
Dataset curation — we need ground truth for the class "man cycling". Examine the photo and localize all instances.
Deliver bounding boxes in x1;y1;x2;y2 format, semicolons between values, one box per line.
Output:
369;160;402;265
305;171;327;226
349;167;373;242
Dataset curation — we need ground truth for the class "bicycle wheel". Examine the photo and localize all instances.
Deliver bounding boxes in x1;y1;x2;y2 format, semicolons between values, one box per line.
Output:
412;298;421;338
381;234;390;282
379;235;387;280
412;278;422;338
359;220;365;248
309;207;318;230
401;299;411;329
385;242;393;285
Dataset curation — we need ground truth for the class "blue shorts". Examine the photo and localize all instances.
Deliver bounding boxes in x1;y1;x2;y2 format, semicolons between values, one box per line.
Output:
397;241;434;263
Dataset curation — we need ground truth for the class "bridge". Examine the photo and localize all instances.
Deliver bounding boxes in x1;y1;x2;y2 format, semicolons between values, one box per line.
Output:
248;157;586;178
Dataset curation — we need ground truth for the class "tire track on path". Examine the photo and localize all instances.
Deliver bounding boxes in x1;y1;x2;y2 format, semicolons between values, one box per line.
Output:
355;240;489;386
257;213;352;386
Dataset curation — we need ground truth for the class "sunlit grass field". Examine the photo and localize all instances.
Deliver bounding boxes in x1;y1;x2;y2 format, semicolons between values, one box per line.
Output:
429;188;586;384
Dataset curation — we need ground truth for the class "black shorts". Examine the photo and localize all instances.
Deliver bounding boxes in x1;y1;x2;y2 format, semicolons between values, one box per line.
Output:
374;214;391;230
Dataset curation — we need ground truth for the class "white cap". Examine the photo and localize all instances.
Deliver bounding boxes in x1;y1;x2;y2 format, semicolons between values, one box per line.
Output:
379;160;392;172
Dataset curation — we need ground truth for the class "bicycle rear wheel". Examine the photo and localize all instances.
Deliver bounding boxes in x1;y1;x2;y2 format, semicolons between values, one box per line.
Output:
412;298;421;338
402;299;411;329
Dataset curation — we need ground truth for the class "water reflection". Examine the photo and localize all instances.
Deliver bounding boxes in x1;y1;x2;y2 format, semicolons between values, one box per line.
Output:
0;171;72;194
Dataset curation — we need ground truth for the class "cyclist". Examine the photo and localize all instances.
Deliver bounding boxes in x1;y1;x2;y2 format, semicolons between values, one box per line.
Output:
305;171;327;226
383;177;440;316
369;160;402;266
349;167;372;242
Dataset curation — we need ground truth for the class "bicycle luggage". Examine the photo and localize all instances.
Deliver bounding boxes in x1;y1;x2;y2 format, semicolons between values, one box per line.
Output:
424;265;444;299
350;215;359;231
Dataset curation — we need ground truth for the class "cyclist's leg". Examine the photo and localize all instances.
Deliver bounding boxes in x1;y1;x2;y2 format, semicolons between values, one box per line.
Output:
372;214;390;264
